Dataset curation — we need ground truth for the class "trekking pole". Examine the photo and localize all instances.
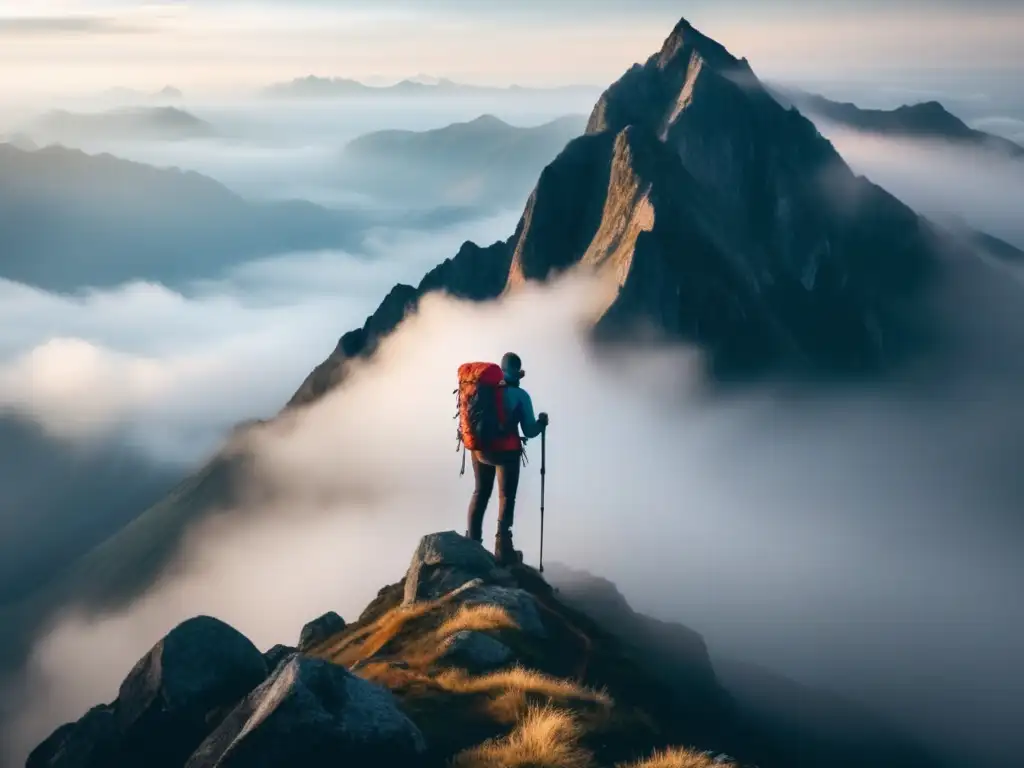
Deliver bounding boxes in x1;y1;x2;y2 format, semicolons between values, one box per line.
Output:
539;427;546;573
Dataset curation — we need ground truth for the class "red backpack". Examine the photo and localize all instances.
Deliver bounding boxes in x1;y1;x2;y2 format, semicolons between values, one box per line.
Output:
455;362;521;454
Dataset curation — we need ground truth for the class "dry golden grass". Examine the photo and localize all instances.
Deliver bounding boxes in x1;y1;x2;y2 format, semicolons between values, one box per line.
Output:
436;666;612;708
452;706;593;768
324;600;438;665
619;747;734;768
438;603;520;638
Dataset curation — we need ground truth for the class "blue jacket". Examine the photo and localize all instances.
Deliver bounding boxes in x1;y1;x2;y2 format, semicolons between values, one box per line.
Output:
501;373;542;440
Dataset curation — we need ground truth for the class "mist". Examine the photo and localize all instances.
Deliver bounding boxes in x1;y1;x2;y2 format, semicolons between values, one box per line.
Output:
0;209;518;610
6;245;1024;766
810;121;1024;249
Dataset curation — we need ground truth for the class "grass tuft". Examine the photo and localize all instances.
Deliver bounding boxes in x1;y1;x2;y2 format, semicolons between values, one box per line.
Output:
436;666;612;707
452;705;593;768
438;603;520;638
618;747;735;768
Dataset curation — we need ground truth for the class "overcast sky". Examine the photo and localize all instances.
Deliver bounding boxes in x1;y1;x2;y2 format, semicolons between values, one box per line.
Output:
0;0;1021;95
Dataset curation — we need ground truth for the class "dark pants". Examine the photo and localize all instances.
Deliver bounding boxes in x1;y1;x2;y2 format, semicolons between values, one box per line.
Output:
466;450;521;541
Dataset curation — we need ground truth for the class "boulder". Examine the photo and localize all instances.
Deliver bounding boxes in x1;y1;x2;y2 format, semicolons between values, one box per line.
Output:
263;644;298;672
185;656;426;768
28;616;267;768
298;611;346;651
437;631;514;673
456;582;547;640
114;615;268;767
26;704;117;768
403;531;510;605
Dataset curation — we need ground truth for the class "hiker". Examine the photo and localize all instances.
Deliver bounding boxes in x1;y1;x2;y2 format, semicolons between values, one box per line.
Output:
457;352;548;565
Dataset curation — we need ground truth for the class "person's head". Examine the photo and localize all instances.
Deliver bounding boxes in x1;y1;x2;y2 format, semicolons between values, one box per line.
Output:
501;352;525;384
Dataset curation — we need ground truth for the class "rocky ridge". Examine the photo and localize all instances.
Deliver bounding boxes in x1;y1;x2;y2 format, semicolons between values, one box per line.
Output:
28;531;943;768
28;532;742;768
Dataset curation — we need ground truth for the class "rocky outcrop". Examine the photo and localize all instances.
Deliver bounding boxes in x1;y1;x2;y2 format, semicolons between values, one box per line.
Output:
298;611;346;651
27;704;118;768
402;532;546;638
403;530;513;604
262;644;297;672
290;16;941;407
184;657;426;767
28;616;269;768
437;630;514;672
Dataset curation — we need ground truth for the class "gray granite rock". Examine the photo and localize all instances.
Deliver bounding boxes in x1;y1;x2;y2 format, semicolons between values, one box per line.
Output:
185;656;425;767
403;531;508;605
438;630;514;672
298;611;346;651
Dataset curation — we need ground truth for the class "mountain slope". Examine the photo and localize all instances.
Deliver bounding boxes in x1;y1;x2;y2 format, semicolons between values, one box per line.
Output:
338;114;586;210
29;107;215;144
778;88;1024;157
291;17;940;404
0;415;179;606
0;144;368;291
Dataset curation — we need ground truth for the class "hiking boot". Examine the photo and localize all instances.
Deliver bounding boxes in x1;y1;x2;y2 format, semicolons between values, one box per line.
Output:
494;530;523;566
465;530;483;545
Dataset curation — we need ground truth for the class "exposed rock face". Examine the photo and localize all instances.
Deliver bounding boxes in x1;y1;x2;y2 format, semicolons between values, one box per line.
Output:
290;17;939;407
262;644;297;672
28;616;269;768
402;530;512;605
438;630;514;672
27;704;118;768
114;616;268;767
298;611;346;651
184;656;426;768
565;18;933;371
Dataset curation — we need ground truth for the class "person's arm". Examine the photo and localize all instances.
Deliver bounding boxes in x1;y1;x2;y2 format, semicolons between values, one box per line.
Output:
515;388;544;439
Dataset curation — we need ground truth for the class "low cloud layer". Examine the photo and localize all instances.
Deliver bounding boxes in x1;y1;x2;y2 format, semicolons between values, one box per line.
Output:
815;122;1024;249
0;209;518;462
6;254;1024;766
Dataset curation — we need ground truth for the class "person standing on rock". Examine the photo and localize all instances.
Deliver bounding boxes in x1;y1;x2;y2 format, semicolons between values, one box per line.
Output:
457;352;548;565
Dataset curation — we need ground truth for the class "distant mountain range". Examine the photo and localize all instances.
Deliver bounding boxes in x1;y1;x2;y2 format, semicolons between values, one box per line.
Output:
0;143;370;291
338;114;587;210
27;106;215;144
101;85;184;103
261;75;602;99
776;87;1024;157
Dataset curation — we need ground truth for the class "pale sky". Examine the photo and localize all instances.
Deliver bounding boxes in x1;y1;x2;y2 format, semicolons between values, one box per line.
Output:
0;0;1022;95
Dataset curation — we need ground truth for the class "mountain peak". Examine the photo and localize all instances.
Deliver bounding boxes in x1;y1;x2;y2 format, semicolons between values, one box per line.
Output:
657;16;741;72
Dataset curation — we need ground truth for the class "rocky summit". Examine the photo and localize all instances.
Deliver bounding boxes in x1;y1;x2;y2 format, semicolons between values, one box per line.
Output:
29;530;941;768
290;17;945;406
